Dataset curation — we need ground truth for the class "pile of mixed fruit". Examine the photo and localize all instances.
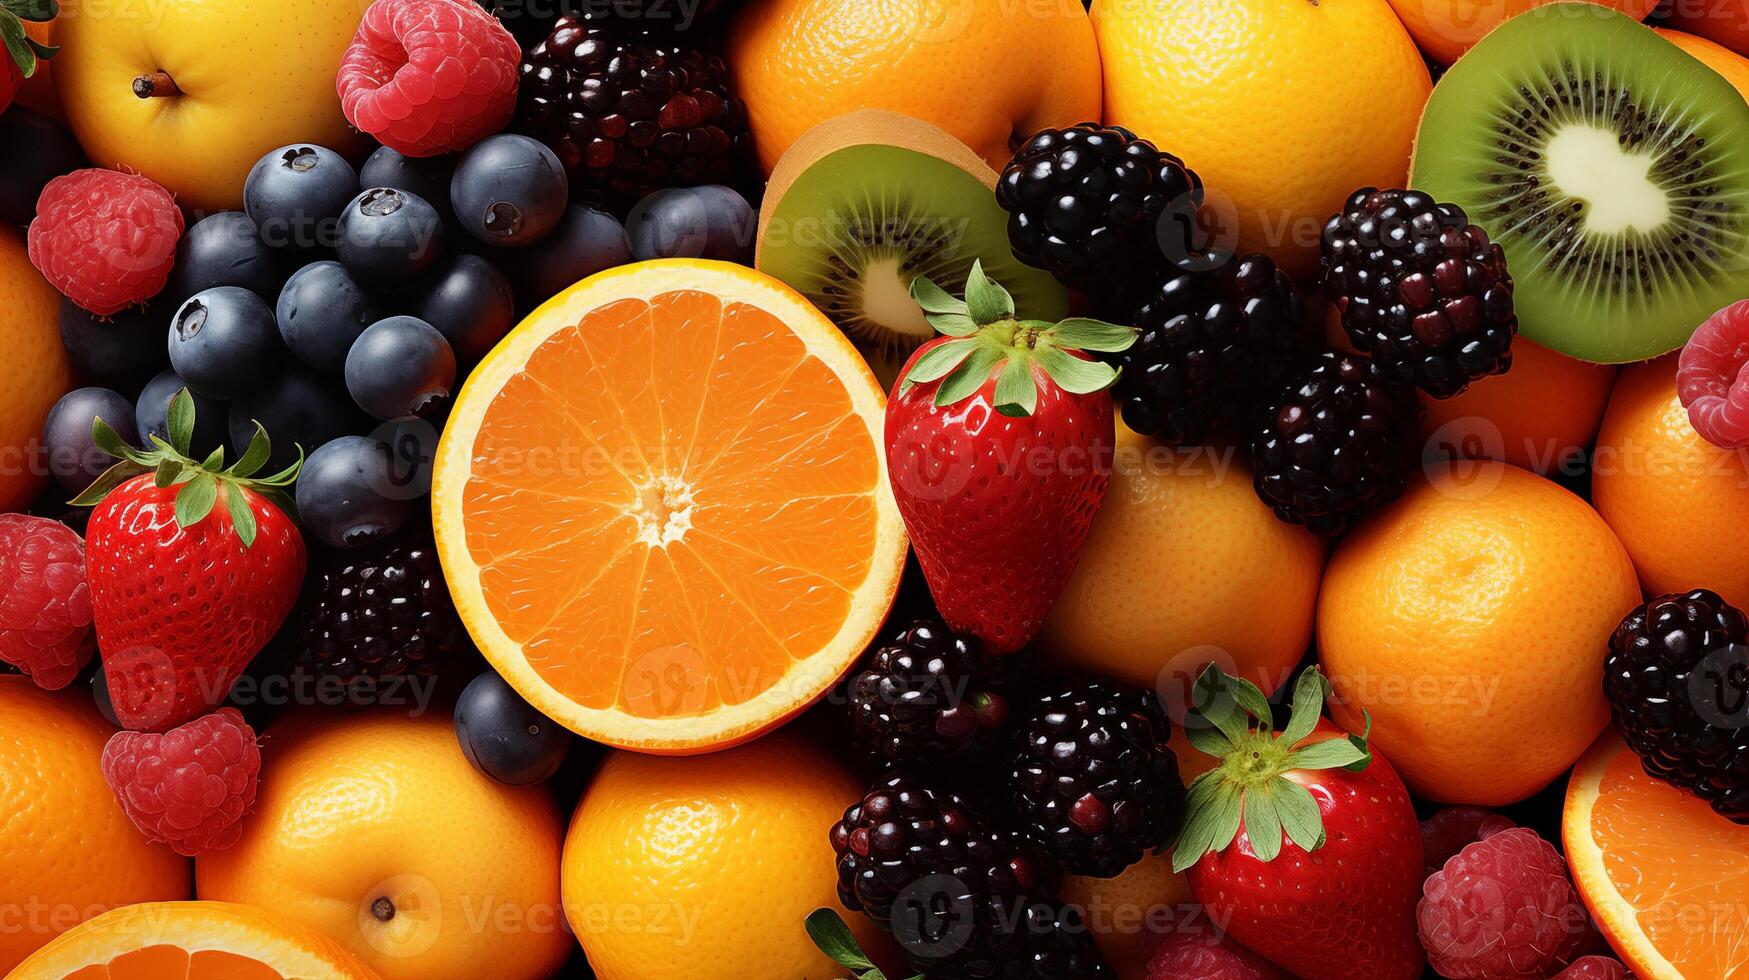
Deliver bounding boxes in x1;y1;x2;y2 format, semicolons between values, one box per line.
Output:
3;0;1749;977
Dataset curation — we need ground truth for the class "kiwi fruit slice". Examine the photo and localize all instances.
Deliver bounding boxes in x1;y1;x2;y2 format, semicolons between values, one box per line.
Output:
1411;3;1749;363
756;110;1068;385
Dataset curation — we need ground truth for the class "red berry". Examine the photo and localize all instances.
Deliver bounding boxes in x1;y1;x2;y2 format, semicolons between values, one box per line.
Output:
337;0;520;157
99;707;261;856
1145;928;1293;980
0;514;94;690
27;168;183;315
1420;806;1516;874
1678;299;1749;449
1555;955;1635;979
1417;827;1598;978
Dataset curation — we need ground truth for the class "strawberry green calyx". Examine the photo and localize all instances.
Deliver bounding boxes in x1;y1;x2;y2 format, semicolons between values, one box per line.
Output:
69;388;302;548
1170;665;1372;873
805;909;921;980
0;0;57;80
905;260;1138;418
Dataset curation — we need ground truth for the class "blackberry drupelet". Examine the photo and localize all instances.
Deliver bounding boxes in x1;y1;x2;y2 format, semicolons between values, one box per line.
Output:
280;533;474;697
1107;250;1304;445
1009;676;1185;879
515;19;750;203
1604;589;1749;823
1322;187;1517;399
845;618;1011;771
996;124;1202;296
1249;351;1422;537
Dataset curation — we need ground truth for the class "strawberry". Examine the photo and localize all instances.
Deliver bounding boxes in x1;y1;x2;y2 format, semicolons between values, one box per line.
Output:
1172;666;1426;980
73;389;305;732
885;262;1136;654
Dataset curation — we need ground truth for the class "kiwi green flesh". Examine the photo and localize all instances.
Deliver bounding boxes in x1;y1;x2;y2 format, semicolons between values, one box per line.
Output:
757;143;1068;379
1411;3;1749;364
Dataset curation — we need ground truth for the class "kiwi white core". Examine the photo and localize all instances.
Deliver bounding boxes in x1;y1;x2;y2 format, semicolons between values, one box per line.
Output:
1544;124;1670;235
860;256;934;342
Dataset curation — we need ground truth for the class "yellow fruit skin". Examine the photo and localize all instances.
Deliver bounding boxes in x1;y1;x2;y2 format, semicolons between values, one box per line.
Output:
1059;852;1195;978
53;0;370;212
1319;468;1641;805
563;729;895;980
0;228;71;515
196;710;570;980
1093;0;1430;280
0;678;190;975
1041;426;1324;700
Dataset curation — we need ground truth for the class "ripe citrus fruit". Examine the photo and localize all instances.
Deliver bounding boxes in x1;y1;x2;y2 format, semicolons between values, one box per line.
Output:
53;0;369;211
195;710;569;980
1059;851;1194;978
1039;424;1324;700
1593;356;1749;610
431;259;906;753
0;226;72;515
1658;28;1749;102
1319;466;1641;805
7;901;381;980
1093;0;1431;280
562;729;893;979
1386;0;1657;65
0;677;189;974
726;0;1102;173
1419;335;1618;476
1565;733;1749;979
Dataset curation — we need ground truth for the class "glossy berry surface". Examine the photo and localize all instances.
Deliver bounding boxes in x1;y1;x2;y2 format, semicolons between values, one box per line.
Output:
0;514;94;691
1417;827;1596;978
450;133;569;247
27;168;184;315
275;260;382;374
167;287;282;400
625;184;754;262
100;707;261;856
134;371;229;460
521;204;631;301
455;670;571;785
169;212;282;306
1677;298;1749;449
359;145;456;208
335;187;446;283
416;254;516;363
43;386;138;493
243;144;359;253
345;316;457;421
295;435;416;550
845;617;1009;771
1144;929;1292;980
227;368;366;474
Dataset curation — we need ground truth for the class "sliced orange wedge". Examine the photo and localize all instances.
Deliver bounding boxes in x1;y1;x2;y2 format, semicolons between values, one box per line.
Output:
432;259;906;753
1564;733;1749;979
10;901;380;979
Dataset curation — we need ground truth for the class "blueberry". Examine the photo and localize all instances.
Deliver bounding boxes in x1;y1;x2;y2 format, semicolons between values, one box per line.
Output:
522;205;631;302
244;144;359;252
227;368;367;474
416;254;515;363
168;212;281;304
359;146;455;212
295;434;415;549
276;260;382;373
336;187;445;283
450;134;568;248
43;387;139;493
345;316;456;421
0;106;86;226
135;370;229;457
58;299;170;394
167;287;281;400
454;671;570;786
626;184;756;262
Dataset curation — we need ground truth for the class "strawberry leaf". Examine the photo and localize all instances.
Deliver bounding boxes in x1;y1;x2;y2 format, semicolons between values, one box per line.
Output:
1277;665;1328;748
992;355;1037;417
1285;737;1368;771
229;422;272;479
91;416;156;468
1242;781;1284;863
924;311;980;337
200;445;225;472
1047;318;1138;353
962;261;1014;324
1035;347;1120;395
0;14;36;79
166;389;196;457
68;461;147;506
1227;675;1275;732
225;483;257;548
1171;770;1228;873
254;449;304;488
174;474;218;527
152;458;182;489
1;0;58;22
805;909;900;980
901;338;978;391
1191;666;1252;746
1184;721;1234;759
909;275;968;316
933;345;1004;407
1276;779;1326;854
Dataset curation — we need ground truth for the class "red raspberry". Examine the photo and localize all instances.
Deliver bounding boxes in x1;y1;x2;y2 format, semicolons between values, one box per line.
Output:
1418;827;1598;977
1555;956;1635;979
337;0;520;157
1420;805;1516;874
0;514;94;690
1678;299;1749;449
27;168;184;315
100;706;261;856
1145;928;1292;980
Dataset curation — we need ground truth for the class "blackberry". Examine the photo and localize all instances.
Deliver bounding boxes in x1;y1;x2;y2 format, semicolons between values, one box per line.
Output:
1249;351;1422;537
996;124;1202;296
515;20;750;204
1604;589;1749;823
1322;187;1517;399
845;618;1011;771
1106;251;1304;445
1010;676;1185;879
279;533;475;698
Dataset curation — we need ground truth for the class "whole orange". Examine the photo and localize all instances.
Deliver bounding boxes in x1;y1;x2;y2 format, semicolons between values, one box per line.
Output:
563;729;894;979
1039;424;1324;702
0;677;190;974
1093;0;1430;281
1318;466;1641;805
1386;0;1657;65
1658;28;1749;102
196;709;570;980
0;226;72;514
727;0;1102;174
1593;356;1749;610
1059;852;1194;978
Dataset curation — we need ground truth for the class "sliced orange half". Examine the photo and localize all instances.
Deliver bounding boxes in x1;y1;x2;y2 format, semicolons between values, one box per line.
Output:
10;901;381;979
1564;733;1749;979
432;259;906;753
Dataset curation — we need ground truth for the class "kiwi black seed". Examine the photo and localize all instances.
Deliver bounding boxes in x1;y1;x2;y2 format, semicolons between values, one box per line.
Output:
1411;3;1749;363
